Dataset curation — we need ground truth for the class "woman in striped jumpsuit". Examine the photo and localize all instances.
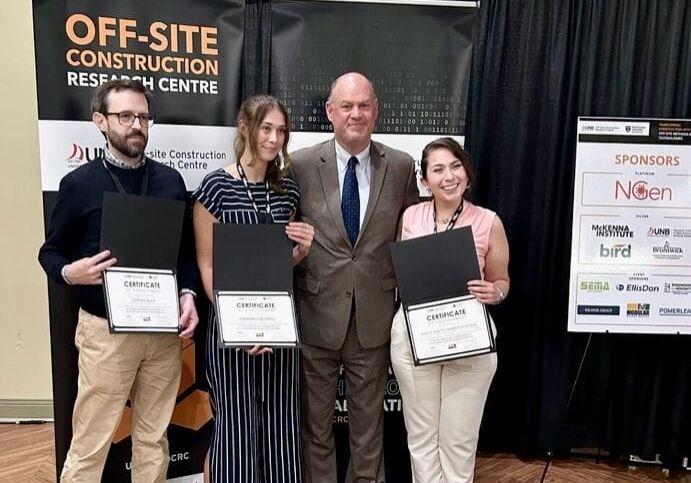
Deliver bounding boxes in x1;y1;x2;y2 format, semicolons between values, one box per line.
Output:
193;95;314;482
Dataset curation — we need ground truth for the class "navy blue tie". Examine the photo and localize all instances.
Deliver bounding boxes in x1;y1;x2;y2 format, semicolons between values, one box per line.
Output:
341;156;360;246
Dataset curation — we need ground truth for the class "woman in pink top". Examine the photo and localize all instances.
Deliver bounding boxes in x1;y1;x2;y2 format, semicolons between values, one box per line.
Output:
391;137;510;483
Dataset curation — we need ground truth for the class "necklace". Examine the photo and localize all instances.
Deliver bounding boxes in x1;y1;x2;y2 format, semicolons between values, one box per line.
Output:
433;199;464;233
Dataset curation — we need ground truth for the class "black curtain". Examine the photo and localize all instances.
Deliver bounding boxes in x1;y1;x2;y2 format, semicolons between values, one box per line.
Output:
243;0;272;98
466;0;691;465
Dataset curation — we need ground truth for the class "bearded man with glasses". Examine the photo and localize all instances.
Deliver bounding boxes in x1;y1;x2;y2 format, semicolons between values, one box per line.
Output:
38;79;199;483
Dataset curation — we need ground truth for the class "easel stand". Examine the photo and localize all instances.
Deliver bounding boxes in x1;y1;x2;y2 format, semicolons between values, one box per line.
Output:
540;331;611;483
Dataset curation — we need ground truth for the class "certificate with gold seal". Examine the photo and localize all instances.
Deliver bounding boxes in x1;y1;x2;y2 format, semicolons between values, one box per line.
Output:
404;294;494;365
214;291;299;347
103;267;180;333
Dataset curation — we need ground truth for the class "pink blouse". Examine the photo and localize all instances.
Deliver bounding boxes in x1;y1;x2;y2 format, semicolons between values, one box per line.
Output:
400;200;496;277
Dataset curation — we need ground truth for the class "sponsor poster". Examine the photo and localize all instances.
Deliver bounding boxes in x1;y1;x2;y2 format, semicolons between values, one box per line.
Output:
270;1;478;480
568;117;691;334
32;1;245;480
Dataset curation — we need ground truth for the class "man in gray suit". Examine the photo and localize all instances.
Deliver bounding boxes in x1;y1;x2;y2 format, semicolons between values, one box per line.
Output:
291;72;419;482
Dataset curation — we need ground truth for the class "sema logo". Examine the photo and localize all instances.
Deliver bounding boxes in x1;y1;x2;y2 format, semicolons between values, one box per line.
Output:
614;180;672;201
580;281;610;292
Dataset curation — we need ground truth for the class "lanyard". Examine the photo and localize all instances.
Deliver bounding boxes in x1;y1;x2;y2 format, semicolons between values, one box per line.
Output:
433;199;464;233
237;161;273;223
102;159;149;196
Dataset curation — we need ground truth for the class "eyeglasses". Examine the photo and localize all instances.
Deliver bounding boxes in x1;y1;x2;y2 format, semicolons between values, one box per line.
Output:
105;111;155;127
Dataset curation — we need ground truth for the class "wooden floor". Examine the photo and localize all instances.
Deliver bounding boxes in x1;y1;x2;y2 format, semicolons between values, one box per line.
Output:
1;422;690;482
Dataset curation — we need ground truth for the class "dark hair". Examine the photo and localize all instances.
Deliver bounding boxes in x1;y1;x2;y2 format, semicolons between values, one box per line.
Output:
420;137;475;191
90;79;152;114
234;95;291;193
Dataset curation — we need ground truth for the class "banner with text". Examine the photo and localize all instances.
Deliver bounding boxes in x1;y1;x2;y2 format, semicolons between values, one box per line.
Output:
33;0;244;481
568;117;691;334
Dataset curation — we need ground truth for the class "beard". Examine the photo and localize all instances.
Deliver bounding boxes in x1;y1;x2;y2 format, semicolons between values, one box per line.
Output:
107;127;148;160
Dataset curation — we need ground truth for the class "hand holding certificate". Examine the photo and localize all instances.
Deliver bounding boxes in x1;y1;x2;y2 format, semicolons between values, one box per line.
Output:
100;192;185;333
390;226;496;365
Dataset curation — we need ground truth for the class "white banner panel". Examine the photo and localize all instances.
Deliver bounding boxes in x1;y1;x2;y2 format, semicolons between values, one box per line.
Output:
38;120;236;191
568;117;691;334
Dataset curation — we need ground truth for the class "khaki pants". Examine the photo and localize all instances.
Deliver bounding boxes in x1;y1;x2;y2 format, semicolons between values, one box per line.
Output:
390;308;497;483
60;309;182;483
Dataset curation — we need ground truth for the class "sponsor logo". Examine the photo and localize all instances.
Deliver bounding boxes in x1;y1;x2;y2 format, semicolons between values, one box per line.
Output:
626;303;650;317
580;281;610;292
600;243;631;258
615;284;659;292
625;125;631;133
577;305;620;315
658;307;691;317
614;180;672;201
591;224;634;238
66;143;104;169
652;242;684;260
647;226;671;237
664;283;691;295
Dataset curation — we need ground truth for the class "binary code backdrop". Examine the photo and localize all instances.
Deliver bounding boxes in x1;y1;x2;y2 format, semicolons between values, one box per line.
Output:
270;2;478;481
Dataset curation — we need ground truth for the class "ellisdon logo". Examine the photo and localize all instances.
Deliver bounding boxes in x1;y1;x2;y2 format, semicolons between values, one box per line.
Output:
614;180;672;201
626;303;650;317
599;244;631;258
658;307;691;317
615;284;659;292
647;226;671;237
66;143;104;167
591;224;633;238
580;281;609;292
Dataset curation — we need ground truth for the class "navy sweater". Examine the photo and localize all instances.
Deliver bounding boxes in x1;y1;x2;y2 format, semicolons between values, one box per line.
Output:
38;157;198;318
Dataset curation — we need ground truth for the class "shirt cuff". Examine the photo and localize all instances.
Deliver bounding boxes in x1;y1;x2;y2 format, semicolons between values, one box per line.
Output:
61;265;74;285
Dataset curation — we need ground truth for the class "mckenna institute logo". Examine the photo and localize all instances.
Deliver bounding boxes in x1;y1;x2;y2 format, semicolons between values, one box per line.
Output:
592;224;634;238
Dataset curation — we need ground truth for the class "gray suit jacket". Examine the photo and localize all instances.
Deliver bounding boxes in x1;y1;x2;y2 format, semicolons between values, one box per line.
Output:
290;139;419;350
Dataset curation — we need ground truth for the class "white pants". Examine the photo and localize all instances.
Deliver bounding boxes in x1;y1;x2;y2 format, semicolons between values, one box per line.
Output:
390;308;497;483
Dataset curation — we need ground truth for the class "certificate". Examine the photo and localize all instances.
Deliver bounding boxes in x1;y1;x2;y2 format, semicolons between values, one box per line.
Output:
103;267;180;333
405;294;495;365
214;291;299;347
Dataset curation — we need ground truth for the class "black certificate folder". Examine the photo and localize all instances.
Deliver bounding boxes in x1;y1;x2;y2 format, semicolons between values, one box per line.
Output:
212;223;299;348
390;226;494;365
212;223;293;291
100;192;185;334
100;192;185;269
389;226;482;305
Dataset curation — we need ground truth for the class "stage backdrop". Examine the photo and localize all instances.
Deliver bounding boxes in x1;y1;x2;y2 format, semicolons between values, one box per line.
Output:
33;0;478;481
33;0;244;481
270;1;478;481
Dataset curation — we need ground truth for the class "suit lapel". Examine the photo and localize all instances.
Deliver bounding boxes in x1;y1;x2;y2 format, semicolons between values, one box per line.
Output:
318;140;351;246
358;142;387;244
